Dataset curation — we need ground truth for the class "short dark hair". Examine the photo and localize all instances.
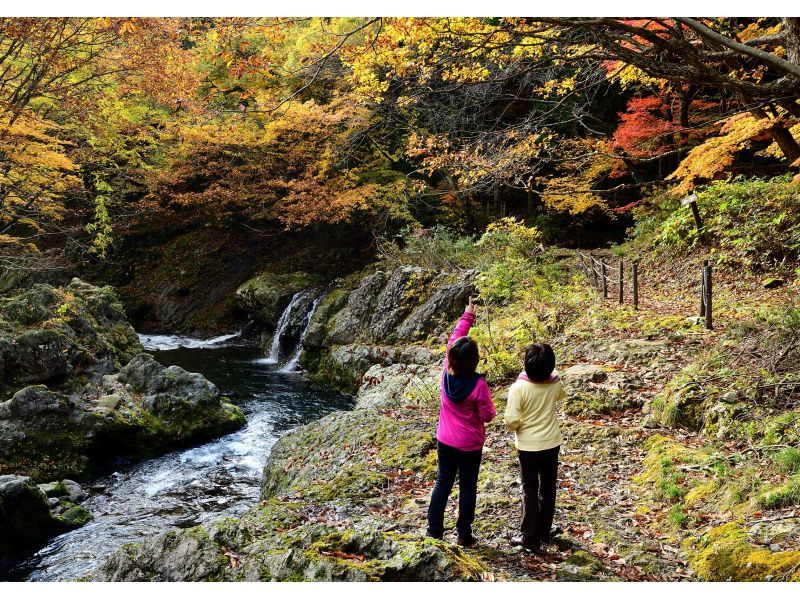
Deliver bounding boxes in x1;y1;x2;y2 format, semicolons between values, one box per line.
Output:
448;337;479;376
524;343;556;381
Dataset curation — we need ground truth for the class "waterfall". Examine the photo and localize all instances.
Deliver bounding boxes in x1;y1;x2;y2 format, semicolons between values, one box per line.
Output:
279;292;324;373
261;291;305;364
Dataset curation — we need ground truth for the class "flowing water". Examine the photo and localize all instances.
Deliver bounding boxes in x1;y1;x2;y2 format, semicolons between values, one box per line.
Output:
4;305;352;582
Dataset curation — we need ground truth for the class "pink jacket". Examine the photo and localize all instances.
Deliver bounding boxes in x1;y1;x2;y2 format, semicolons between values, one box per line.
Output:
436;311;497;451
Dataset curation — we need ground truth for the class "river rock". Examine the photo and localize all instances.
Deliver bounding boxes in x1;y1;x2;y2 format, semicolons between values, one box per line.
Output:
0;355;244;481
0;279;141;392
235;271;321;329
0;474;91;560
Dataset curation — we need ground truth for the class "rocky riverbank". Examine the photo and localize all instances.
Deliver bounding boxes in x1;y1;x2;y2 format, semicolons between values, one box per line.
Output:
0;279;245;561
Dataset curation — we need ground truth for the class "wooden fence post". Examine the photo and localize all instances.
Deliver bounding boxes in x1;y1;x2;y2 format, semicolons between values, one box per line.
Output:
601;260;608;298
704;263;713;330
632;261;639;309
618;260;624;304
592;256;598;288
700;259;708;317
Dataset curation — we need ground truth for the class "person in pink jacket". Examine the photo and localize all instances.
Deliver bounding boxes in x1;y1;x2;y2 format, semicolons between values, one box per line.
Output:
427;296;497;547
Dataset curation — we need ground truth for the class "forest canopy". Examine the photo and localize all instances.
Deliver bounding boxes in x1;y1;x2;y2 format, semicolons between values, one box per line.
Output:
2;17;800;274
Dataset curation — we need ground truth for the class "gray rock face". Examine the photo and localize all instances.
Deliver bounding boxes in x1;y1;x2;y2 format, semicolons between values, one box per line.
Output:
325;268;475;348
9;330;68;384
396;271;476;341
321;344;437;390
357;363;441;409
329;271;387;345
99;528;227;582
2;385;74;421
367;267;425;341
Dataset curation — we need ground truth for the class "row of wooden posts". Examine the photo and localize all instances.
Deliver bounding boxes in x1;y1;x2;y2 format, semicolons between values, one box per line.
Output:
576;251;639;309
576;251;714;330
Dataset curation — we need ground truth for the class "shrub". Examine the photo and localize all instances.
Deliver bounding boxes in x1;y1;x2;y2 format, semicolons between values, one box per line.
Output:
638;175;800;271
377;225;478;271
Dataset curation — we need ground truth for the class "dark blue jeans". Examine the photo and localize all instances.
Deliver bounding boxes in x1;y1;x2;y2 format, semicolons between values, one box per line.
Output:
427;441;482;540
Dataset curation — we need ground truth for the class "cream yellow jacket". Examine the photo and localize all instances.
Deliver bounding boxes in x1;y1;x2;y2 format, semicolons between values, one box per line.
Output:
504;372;564;452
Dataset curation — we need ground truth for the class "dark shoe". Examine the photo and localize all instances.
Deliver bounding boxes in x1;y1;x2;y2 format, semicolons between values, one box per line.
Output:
510;536;542;553
426;531;443;540
456;535;478;548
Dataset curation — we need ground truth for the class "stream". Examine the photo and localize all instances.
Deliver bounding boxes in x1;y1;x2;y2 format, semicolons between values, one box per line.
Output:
6;330;353;582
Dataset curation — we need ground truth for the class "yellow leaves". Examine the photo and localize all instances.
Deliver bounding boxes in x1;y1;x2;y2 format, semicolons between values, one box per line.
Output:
541;145;614;214
668;113;775;196
0;113;79;236
607;63;664;90
538;76;576;97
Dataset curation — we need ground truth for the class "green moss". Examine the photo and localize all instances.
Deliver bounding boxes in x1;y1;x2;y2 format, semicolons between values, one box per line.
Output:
757;475;800;509
636;435;706;503
685;522;800;581
56;502;94;527
773;447;800;474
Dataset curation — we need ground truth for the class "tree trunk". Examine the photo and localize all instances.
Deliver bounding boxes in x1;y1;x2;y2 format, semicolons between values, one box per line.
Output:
783;18;800;65
490;179;500;220
751;106;800;163
526;187;537;217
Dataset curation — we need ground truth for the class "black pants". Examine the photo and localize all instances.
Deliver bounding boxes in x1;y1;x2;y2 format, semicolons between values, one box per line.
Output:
427;441;482;540
518;445;560;547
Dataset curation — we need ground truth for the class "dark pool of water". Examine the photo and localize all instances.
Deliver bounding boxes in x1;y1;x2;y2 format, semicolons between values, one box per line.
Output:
3;338;352;582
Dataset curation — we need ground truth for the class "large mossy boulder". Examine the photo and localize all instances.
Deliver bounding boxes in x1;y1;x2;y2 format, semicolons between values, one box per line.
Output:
299;265;474;390
0;355;244;481
0;278;141;394
323;267;475;347
0;475;90;561
235;271;322;329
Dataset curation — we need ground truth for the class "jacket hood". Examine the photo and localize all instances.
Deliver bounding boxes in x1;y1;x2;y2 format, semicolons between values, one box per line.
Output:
518;371;561;383
444;371;482;403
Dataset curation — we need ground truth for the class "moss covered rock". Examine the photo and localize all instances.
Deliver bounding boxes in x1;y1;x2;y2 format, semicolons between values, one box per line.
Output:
685;522;800;581
236;271;322;329
0;475;91;561
0;354;244;481
0;278;141;395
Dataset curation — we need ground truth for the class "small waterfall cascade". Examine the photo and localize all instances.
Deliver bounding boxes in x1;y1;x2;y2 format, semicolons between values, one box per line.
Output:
280;292;325;373
263;291;306;364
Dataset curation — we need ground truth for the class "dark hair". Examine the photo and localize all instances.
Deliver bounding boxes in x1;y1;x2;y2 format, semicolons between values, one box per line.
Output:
524;343;556;381
448;337;480;376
